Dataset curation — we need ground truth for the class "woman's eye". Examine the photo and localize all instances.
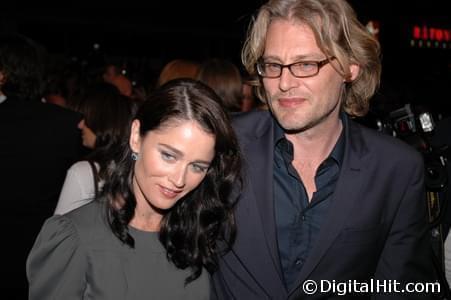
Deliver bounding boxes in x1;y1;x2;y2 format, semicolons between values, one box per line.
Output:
161;151;175;161
191;164;208;173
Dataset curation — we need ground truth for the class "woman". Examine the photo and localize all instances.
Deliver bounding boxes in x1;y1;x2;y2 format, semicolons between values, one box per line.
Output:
157;59;200;87
54;82;136;215
27;79;242;299
196;58;243;113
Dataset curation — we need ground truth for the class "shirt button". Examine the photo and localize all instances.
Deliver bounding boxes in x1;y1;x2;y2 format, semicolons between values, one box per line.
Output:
295;258;303;265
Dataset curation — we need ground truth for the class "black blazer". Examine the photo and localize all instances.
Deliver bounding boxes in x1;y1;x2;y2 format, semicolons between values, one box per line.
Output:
212;110;436;299
0;98;82;294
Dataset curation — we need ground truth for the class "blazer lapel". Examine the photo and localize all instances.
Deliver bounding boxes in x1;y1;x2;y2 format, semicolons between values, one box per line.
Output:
289;120;370;295
238;113;285;288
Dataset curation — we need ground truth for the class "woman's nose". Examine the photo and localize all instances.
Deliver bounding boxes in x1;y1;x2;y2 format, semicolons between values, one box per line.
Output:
168;166;187;188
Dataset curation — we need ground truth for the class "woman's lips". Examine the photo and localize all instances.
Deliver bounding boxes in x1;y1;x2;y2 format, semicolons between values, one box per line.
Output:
158;185;183;199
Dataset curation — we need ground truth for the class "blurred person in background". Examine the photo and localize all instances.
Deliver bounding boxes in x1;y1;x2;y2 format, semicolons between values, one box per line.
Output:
197;58;243;113
54;82;137;215
157;59;200;87
0;33;82;297
103;63;134;98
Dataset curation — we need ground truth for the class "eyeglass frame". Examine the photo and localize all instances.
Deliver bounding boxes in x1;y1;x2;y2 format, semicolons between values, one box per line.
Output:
256;57;335;79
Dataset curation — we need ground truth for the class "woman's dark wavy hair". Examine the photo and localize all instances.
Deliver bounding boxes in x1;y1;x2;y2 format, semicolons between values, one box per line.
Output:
104;78;242;283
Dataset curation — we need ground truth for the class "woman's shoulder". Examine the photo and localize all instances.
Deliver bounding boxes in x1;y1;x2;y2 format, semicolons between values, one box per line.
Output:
63;201;110;240
68;160;97;174
31;201;122;266
32;214;81;248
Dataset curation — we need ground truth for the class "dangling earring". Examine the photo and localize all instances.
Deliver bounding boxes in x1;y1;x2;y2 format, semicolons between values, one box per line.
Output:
131;152;139;161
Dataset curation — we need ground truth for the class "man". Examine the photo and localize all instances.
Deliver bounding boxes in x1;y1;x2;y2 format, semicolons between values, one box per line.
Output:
212;0;437;299
0;33;82;297
102;63;133;97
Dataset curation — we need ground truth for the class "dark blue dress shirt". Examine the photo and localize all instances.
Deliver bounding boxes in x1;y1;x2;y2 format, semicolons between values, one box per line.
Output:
274;119;345;292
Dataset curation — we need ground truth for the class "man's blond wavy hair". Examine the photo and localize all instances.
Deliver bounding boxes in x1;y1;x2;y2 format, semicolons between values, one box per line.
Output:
242;0;381;117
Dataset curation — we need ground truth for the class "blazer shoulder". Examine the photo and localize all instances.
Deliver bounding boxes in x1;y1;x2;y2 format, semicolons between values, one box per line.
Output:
352;120;423;164
232;110;273;139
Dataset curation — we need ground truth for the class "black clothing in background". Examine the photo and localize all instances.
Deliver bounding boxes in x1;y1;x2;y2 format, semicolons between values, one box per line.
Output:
0;98;82;298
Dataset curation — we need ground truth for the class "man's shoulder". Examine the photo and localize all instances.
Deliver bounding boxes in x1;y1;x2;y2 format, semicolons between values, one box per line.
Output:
1;98;82;126
350;119;423;163
39;102;82;124
231;110;273;136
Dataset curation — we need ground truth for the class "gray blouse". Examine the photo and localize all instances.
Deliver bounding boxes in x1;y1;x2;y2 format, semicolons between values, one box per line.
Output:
27;201;210;300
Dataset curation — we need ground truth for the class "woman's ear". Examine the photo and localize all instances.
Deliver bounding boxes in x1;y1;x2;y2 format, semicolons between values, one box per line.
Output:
129;120;142;153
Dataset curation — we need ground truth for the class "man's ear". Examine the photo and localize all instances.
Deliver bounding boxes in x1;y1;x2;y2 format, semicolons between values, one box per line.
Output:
129;119;142;153
348;64;360;81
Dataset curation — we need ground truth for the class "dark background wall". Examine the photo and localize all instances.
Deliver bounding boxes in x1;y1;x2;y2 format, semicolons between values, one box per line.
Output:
1;1;450;115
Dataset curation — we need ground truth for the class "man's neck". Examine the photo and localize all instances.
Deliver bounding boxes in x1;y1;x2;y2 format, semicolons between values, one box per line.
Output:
285;117;343;165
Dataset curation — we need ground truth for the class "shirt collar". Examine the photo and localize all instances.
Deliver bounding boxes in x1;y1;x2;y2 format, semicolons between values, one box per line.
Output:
329;124;344;166
0;94;6;104
273;113;347;166
274;120;285;145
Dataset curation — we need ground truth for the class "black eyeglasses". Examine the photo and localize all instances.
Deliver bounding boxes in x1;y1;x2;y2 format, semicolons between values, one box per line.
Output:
256;57;335;78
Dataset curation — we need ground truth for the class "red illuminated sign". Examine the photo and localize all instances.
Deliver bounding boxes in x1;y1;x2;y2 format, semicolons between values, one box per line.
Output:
411;25;451;49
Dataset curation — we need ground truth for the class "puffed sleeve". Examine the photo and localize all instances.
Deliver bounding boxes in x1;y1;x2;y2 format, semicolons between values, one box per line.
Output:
27;215;87;299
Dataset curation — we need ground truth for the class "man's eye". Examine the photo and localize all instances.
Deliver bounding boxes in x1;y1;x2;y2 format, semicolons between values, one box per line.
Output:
294;62;316;69
266;63;281;71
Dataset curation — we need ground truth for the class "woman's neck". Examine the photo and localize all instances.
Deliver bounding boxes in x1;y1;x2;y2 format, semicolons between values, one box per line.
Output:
129;211;162;232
